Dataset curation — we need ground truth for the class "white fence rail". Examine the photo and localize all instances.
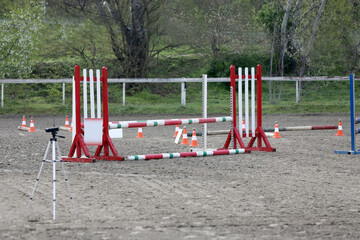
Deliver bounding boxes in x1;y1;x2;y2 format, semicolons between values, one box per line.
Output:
0;76;356;108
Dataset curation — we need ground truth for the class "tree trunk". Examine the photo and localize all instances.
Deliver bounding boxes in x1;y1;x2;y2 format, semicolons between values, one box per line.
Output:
279;0;293;77
97;0;148;78
269;3;280;104
128;0;147;78
210;35;220;72
298;0;327;101
299;0;327;77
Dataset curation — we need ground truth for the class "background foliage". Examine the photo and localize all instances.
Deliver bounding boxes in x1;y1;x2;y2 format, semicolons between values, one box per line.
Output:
0;0;359;115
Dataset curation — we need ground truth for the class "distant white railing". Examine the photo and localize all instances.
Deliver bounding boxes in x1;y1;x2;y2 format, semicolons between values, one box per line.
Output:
0;76;356;108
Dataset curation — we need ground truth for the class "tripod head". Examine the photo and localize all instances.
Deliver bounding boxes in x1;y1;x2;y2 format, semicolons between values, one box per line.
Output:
45;127;65;140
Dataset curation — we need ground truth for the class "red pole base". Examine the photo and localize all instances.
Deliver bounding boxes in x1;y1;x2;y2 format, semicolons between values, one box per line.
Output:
94;132;125;161
246;126;276;152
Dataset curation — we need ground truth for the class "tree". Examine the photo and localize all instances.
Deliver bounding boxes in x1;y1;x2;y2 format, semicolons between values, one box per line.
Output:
310;0;360;75
167;0;257;76
0;1;44;78
51;0;172;78
257;0;328;103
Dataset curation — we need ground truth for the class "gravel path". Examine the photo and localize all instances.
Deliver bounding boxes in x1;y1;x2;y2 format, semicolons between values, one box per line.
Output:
1;113;360;239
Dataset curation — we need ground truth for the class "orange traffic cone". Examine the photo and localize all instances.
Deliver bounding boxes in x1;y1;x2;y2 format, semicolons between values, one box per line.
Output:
29;117;35;132
180;127;190;145
190;128;199;147
272;121;281;138
173;125;180;137
65;116;70;128
336;120;344;136
21;115;27;127
137;127;144;138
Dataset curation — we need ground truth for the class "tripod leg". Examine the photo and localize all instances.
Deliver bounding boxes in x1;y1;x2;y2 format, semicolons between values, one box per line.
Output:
56;141;77;217
26;141;51;217
52;139;56;220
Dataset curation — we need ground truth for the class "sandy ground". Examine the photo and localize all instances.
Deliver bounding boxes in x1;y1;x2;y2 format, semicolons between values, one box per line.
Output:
1;113;360;239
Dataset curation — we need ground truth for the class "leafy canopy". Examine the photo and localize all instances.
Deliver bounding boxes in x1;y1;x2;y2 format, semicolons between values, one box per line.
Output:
0;0;44;78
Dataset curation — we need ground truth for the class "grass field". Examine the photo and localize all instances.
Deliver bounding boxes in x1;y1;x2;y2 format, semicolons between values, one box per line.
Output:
0;79;356;116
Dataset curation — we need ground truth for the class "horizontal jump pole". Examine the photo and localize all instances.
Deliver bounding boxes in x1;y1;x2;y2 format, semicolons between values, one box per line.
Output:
109;117;232;129
188;125;337;136
126;149;246;161
264;125;337;132
187;130;274;137
110;118;182;124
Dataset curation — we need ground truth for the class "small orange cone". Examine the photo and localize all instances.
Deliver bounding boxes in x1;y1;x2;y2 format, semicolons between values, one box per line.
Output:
137;127;144;138
272;121;281;138
21;115;27;127
173;125;180;137
336;120;344;136
242;119;246;132
180;127;190;145
70;120;73;132
65;116;70;128
189;128;199;147
29;117;35;132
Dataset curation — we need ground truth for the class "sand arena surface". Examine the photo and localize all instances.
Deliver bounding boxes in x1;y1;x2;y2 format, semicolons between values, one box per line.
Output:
1;114;360;239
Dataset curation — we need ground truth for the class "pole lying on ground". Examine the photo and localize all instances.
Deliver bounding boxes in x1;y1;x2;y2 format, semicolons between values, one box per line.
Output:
126;149;246;161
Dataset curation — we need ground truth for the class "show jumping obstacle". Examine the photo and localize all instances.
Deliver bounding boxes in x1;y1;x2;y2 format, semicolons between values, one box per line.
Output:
63;66;123;162
335;74;360;154
64;64;275;162
228;65;276;152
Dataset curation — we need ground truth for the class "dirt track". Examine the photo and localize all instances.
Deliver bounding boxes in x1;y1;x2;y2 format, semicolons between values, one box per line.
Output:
1;114;360;239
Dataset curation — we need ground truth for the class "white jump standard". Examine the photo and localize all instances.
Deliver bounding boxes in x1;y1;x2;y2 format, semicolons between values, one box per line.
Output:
63;66;123;162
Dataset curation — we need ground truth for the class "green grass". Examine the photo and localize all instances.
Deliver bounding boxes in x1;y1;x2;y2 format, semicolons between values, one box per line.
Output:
0;79;355;116
0;89;354;116
0;98;351;116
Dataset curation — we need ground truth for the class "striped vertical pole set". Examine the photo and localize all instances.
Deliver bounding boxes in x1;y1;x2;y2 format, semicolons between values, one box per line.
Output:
221;65;275;152
64;65;275;163
63;66;123;163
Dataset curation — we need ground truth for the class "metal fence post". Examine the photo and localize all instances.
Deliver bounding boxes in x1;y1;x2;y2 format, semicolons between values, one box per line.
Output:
122;83;126;106
181;80;186;107
1;83;3;108
296;80;299;103
62;80;65;106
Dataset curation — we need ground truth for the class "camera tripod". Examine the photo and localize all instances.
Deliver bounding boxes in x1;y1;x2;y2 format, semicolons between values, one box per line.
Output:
26;127;77;220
